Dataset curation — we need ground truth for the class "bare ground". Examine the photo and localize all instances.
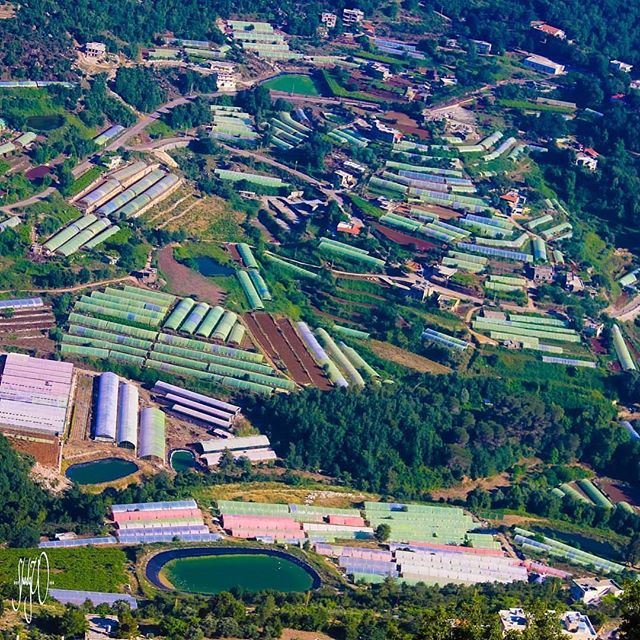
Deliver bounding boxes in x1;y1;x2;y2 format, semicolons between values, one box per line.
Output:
368;339;451;374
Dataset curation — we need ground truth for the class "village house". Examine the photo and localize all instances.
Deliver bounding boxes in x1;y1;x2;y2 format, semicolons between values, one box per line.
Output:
531;21;567;39
571;577;623;606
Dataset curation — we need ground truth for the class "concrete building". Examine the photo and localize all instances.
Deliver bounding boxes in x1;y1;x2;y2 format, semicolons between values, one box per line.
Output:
576;151;598;171
571;577;623;606
524;55;565;75
342;8;364;25
85;42;106;58
320;12;337;28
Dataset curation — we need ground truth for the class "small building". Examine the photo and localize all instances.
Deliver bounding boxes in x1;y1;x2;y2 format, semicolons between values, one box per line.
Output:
500;190;526;213
524;55;565;75
530;264;555;284
85;41;106;58
571;577;623;606
343;160;366;174
565;272;584;293
499;609;597;639
335;169;357;189
208;61;238;91
342;8;364;25
371;119;402;144
363;60;391;80
320;12;337;28
471;39;492;55
531;21;567;39
337;217;363;235
610;59;633;73
499;608;527;634
576;151;598;171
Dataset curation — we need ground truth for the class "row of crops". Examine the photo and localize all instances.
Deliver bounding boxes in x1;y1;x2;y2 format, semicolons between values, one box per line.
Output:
269;111;312;150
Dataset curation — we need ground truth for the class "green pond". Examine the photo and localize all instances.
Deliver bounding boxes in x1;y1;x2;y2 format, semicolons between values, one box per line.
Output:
162;554;315;594
26;114;65;131
66;457;139;485
193;256;235;277
170;449;197;472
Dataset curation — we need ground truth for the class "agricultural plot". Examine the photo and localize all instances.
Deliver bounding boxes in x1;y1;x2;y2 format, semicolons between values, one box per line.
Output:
244;312;331;389
215;168;291;191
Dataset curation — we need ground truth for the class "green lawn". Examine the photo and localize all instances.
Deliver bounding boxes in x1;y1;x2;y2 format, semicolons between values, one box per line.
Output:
262;74;320;96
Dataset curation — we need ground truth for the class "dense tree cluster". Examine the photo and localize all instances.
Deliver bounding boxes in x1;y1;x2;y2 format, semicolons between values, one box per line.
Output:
112;67;167;113
249;375;637;497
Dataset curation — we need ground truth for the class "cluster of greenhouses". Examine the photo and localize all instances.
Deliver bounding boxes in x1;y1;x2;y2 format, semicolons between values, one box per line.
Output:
210;105;258;145
43;214;120;257
317;238;385;271
485;274;528;294
442;250;488;273
514;527;625;574
162;297;245;344
62;298;294;394
215;168;290;190
328;127;369;148
472;313;580;347
270;111;311;150
364;502;491;546
227;21;301;59
235;244;272;309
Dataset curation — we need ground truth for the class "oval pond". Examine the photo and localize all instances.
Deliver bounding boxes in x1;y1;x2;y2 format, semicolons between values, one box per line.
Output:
66;457;139;485
26;114;65;131
148;548;320;594
193;255;235;277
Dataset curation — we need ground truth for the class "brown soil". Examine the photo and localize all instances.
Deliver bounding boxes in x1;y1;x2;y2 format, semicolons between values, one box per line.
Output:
368;339;451;374
157;245;227;305
373;223;436;251
244;312;330;389
600;479;640;509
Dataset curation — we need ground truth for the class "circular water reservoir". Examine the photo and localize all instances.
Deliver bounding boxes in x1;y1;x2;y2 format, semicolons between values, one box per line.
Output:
148;547;320;594
170;449;197;472
66;457;139;485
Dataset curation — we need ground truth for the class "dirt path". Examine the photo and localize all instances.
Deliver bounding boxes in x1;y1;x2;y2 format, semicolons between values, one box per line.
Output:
157;244;226;305
0;275;135;295
157;199;200;229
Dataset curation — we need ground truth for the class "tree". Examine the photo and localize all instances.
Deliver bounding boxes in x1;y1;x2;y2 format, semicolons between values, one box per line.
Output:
58;606;89;637
619;580;640;640
118;609;139;638
374;523;391;542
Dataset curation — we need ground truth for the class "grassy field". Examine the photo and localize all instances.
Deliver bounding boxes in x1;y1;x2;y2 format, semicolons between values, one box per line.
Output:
498;98;575;114
66;165;106;197
262;74;320;96
0;547;129;592
193;481;373;511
